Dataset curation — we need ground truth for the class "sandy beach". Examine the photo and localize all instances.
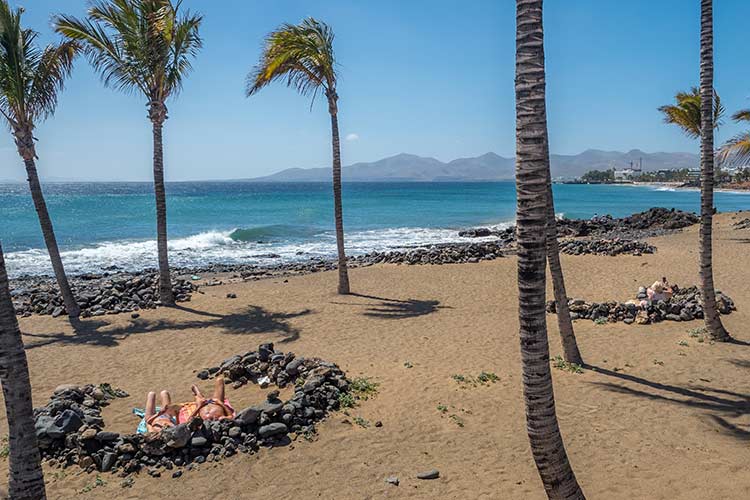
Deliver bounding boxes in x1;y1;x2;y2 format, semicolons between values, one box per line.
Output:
2;212;750;499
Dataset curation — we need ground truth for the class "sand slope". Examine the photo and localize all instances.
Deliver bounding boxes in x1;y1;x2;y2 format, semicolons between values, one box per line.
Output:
1;213;750;499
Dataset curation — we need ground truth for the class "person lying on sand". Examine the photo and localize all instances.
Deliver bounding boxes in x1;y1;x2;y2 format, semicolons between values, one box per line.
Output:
179;375;236;422
137;390;180;434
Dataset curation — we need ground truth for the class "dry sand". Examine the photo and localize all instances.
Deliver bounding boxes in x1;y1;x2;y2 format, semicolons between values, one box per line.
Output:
2;212;750;499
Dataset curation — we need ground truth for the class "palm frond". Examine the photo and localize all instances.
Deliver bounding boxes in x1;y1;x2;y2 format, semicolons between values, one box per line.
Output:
246;17;337;107
27;40;78;121
719;132;750;167
53;0;202;104
0;0;78;128
731;108;750;123
658;87;723;138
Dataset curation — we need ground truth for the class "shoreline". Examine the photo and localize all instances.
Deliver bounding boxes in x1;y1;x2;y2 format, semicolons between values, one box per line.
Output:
8;206;699;283
618;181;750;194
9;207;702;318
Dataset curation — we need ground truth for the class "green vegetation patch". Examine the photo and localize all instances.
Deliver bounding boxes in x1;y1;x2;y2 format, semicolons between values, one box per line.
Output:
552;356;584;374
451;372;500;388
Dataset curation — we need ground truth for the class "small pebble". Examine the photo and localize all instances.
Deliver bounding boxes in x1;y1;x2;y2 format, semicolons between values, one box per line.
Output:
417;469;440;480
385;476;399;486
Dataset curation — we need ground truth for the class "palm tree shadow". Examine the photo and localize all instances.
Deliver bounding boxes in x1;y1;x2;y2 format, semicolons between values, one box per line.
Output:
335;293;448;320
24;306;313;350
587;364;750;441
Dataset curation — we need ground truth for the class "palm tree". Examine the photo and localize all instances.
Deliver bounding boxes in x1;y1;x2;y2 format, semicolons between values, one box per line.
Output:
514;1;585;498
696;0;731;341
544;141;583;365
0;242;47;500
658;86;723;138
54;0;203;305
658;91;729;340
0;0;80;318
719;109;750;166
247;18;350;294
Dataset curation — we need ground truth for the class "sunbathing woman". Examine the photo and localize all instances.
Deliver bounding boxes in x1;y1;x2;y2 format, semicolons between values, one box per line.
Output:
179;376;236;422
138;390;180;434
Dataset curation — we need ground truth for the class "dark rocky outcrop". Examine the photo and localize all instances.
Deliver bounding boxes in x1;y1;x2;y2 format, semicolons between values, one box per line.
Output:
558;239;656;256
11;272;196;318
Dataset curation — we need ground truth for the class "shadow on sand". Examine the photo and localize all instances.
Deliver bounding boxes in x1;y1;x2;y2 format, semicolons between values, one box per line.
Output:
587;363;750;441
333;293;448;320
23;305;313;350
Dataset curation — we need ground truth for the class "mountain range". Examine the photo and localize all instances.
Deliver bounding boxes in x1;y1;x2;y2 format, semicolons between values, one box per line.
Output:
248;149;699;182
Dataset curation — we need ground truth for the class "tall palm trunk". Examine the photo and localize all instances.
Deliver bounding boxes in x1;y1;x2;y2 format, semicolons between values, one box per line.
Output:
698;0;730;341
149;102;174;306
0;243;47;500
14;127;79;318
327;90;350;295
515;1;585;498
544;144;583;365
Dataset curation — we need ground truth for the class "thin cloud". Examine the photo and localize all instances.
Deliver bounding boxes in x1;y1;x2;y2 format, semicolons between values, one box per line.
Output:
346;133;359;142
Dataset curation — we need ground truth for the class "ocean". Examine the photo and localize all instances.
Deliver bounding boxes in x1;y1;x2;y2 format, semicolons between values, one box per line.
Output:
1;181;749;278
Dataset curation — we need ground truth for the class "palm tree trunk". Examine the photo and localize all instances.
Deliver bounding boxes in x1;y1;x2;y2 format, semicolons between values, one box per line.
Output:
0;243;47;500
327;93;350;295
150;103;174;306
515;1;585;498
544;148;583;365
14;128;79;318
698;0;730;341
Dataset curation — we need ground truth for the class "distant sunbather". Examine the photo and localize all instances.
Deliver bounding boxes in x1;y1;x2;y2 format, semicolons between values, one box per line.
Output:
179;376;236;422
647;279;674;302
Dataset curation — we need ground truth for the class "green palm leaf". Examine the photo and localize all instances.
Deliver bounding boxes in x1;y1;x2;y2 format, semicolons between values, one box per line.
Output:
0;0;78;128
246;17;336;105
719;108;750;166
658;87;723;139
53;0;202;103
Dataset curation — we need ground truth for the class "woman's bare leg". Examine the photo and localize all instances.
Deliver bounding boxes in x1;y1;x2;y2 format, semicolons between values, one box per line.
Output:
212;376;225;402
191;384;205;403
159;390;172;408
145;391;157;421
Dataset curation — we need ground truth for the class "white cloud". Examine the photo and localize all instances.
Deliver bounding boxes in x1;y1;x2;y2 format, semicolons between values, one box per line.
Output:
345;133;359;142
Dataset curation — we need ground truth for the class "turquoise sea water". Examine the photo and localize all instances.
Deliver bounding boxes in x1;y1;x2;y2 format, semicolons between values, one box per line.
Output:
1;181;749;277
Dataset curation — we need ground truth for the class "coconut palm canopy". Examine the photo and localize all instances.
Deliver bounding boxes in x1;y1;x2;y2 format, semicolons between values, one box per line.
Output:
0;1;76;131
720;109;750;166
53;0;202;104
658;87;723;139
246;17;336;102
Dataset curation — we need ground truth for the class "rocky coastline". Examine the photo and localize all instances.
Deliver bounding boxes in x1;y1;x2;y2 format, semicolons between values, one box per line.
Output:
10;208;699;318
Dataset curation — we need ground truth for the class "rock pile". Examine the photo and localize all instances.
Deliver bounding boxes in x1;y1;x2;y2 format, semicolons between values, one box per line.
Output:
558;239;656;256
34;344;350;478
350;241;506;266
458;208;699;241
546;286;735;325
11;273;196;318
556;207;699;238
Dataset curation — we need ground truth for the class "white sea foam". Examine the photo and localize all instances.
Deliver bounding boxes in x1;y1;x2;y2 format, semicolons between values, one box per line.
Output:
5;222;513;278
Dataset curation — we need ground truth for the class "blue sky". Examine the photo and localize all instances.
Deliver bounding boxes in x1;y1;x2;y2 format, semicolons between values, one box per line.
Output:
1;0;749;181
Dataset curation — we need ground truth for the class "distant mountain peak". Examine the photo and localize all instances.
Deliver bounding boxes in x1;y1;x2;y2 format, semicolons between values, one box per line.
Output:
246;149;699;182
